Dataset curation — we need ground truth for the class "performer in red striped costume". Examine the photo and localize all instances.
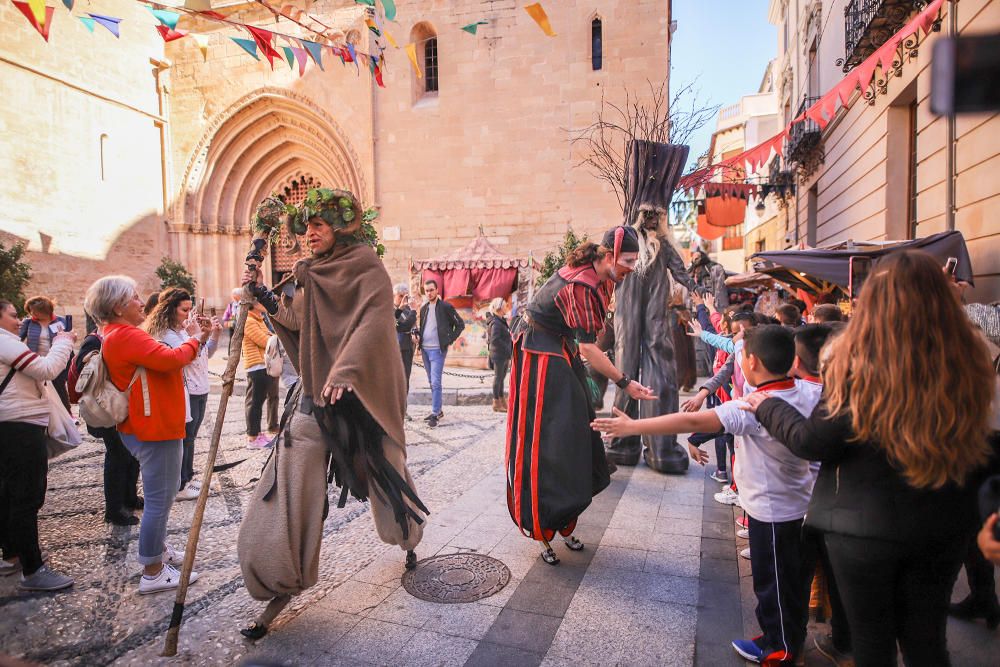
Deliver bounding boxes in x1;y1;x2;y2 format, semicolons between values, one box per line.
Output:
506;226;655;565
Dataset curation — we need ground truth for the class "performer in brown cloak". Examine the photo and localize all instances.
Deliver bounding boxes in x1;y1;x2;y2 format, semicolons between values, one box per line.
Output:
237;188;428;638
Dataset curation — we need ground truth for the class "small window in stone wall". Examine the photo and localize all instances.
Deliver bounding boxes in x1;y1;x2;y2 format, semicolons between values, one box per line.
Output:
425;37;439;92
592;18;603;71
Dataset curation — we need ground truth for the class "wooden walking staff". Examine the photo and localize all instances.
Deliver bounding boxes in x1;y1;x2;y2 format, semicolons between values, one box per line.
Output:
163;196;288;656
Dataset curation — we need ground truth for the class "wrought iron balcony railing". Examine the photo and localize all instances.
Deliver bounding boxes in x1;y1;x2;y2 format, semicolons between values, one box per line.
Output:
840;0;923;71
787;96;822;162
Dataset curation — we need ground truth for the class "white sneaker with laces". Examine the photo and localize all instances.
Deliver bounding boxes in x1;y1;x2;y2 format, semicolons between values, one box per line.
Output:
713;487;740;506
739;547;751;560
737;528;749;539
176;485;200;501
138;563;199;595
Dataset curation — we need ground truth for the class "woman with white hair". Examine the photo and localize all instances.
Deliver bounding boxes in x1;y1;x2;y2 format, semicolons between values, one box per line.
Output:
84;275;212;594
485;297;512;412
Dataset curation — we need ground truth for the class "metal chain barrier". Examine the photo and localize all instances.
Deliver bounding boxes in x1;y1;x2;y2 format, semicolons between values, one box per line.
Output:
412;358;492;383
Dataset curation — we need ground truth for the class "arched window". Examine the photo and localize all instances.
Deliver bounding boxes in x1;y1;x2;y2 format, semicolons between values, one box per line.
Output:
424;37;439;92
591;18;602;71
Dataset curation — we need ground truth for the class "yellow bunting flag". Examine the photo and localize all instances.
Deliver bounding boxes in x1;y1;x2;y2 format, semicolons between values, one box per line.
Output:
190;33;210;61
524;3;556;36
405;43;422;78
28;0;46;27
384;29;398;48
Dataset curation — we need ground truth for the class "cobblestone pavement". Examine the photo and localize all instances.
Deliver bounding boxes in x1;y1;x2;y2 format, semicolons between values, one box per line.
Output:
2;385;998;666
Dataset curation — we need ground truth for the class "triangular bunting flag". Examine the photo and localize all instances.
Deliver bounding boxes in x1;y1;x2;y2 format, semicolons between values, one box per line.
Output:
245;26;281;68
88;13;121;38
155;24;187;42
916;0;945;35
146;7;180;30
231;37;260;60
820;90;839;122
381;0;396;21
805;101;829;129
374;63;385;87
61;0;72;10
282;45;295;70
835;76;856;106
405;43;422;78
28;0;46;28
343;43;355;62
365;17;380;36
876;36;901;74
190;33;210;61
524;3;556;37
354;0;375;5
78;15;95;32
300;39;325;70
462;20;488;35
291;47;308;76
854;53;879;93
13;1;54;41
346;43;359;72
383;29;398;48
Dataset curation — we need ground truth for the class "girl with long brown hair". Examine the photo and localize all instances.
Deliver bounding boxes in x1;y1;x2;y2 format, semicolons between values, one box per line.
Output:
742;250;997;666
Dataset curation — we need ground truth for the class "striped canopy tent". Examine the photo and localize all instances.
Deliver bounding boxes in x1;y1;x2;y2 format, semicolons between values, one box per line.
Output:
411;234;539;300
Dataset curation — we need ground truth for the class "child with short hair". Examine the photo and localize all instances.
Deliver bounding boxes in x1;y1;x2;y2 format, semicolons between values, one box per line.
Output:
593;325;819;666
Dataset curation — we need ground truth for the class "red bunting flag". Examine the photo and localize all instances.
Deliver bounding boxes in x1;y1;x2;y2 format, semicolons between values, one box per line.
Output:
155;25;188;42
245;26;281;68
13;1;54;41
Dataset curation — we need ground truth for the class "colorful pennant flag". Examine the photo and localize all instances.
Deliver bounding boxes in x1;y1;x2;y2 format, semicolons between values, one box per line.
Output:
353;0;375;5
383;29;398;48
190;32;210;61
281;45;295;70
365;17;380;36
524;3;556;37
291;46;307;76
61;0;72;10
78;15;94;32
231;36;260;60
13;1;54;41
300;39;325;70
88;13;121;38
245;26;281;68
462;21;488;35
405;42;421;78
381;0;396;21
155;24;187;42
27;0;46;28
346;43;359;72
146;7;180;30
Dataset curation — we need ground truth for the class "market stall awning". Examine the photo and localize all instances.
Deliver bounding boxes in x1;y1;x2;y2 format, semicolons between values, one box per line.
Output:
412;235;539;300
751;231;974;288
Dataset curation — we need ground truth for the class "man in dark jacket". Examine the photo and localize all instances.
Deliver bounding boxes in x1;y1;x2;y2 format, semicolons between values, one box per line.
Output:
415;279;465;427
393;284;417;392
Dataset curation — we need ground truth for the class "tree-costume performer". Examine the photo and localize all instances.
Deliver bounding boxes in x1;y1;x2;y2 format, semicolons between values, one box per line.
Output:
237;189;428;638
605;140;700;474
507;225;656;565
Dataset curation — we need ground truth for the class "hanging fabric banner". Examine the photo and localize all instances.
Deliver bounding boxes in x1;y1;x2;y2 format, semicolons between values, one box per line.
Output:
190;32;210;61
380;0;396;21
61;0;72;10
231;36;260;60
13;1;53;40
246;26;281;68
27;0;46;28
155;25;187;42
383;29;398;47
146;7;180;30
281;45;295;70
405;42;421;78
524;3;556;36
462;20;488;35
78;15;95;32
88;13;121;38
291;46;308;76
300;39;325;70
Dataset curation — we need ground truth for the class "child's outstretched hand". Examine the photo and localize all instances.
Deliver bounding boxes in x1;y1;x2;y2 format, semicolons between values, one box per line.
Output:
592;407;635;438
687;443;709;466
686;320;704;338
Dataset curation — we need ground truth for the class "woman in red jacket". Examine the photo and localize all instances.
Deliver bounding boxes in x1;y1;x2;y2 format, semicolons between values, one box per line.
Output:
83;275;211;595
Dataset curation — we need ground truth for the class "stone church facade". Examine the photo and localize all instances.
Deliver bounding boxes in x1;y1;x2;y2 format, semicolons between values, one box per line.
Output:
1;0;672;314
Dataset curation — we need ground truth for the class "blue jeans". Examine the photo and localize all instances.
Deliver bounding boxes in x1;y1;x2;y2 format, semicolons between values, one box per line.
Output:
181;393;209;489
121;434;182;565
421;347;446;414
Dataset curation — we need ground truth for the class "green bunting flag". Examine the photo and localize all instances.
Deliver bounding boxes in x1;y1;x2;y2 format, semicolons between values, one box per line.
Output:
381;0;396;21
146;7;180;31
281;45;295;70
353;0;374;6
231;37;259;60
78;15;95;32
461;20;488;35
61;0;72;10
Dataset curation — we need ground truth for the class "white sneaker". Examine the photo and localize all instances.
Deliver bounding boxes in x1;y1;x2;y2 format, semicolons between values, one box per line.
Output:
188;480;202;491
176;485;200;501
163;544;186;566
138;563;199;595
739;547;751;560
737;528;749;539
713;487;740;506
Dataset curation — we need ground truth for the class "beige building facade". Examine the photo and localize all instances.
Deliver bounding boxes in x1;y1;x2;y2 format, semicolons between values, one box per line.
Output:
2;0;673;316
767;0;1000;302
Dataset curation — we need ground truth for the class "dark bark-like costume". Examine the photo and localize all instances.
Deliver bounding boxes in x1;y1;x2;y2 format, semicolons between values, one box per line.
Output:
606;140;697;473
506;265;612;549
238;241;428;609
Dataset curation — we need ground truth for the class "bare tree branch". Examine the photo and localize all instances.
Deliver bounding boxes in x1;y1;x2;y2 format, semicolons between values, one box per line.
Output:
568;78;720;213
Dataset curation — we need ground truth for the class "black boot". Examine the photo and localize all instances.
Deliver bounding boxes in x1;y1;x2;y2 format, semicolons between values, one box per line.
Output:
605;436;641;466
949;595;1000;630
642;440;690;474
104;509;139;526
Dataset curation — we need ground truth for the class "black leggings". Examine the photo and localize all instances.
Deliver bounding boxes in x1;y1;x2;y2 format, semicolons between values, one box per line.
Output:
103;430;139;513
825;533;964;667
492;358;509;399
0;421;48;575
246;368;270;437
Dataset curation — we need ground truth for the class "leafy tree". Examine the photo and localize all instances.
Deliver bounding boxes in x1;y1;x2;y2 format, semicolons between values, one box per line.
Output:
155;256;197;296
536;228;588;287
0;241;32;313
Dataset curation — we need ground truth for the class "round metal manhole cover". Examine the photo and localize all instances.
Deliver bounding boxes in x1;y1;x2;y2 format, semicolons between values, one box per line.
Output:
401;553;511;604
